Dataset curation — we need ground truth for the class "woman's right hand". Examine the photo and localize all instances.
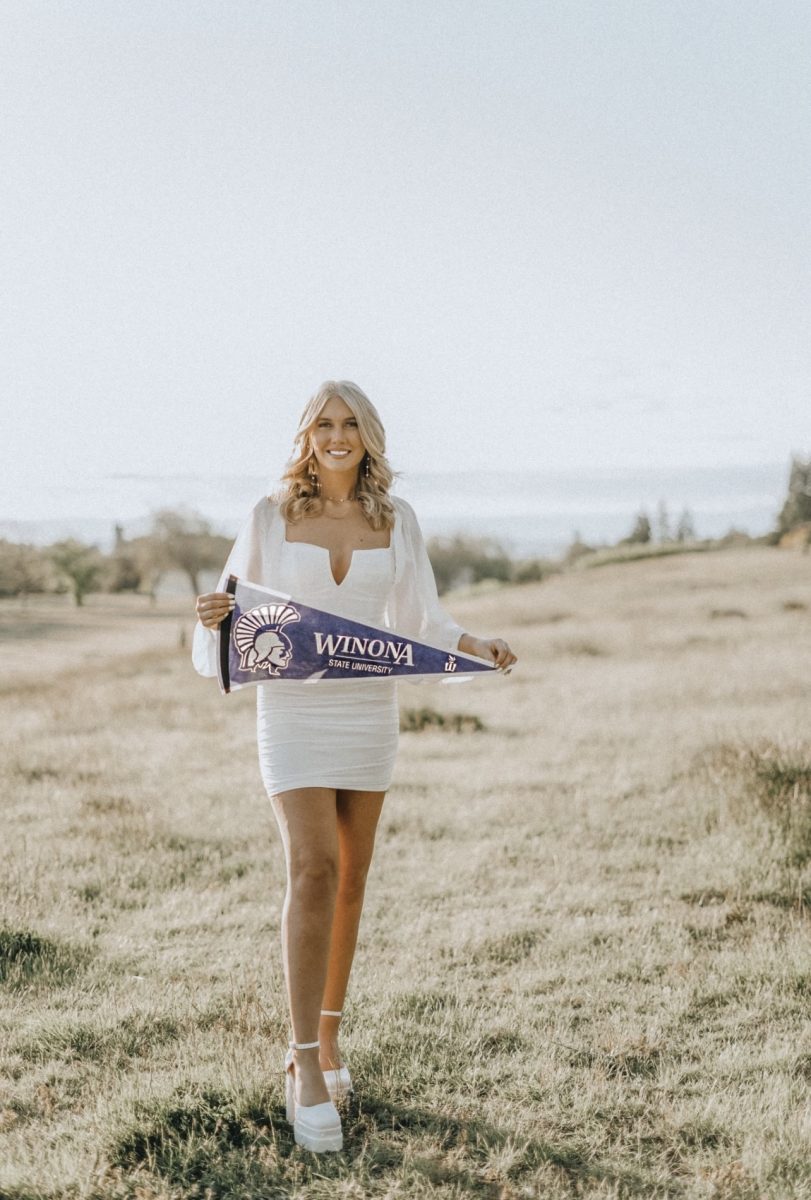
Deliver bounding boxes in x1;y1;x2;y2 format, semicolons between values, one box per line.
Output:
196;591;235;629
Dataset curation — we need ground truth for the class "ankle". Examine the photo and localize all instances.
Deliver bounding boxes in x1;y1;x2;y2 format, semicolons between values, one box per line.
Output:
290;1045;321;1065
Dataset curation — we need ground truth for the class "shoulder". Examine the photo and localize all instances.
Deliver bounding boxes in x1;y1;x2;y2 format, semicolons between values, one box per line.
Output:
252;494;279;518
389;495;418;525
239;494;280;532
389;496;428;555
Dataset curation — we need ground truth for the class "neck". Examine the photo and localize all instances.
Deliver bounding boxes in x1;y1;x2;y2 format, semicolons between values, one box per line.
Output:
320;473;359;504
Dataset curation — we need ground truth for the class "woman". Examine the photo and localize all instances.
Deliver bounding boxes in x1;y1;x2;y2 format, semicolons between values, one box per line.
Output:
193;381;517;1152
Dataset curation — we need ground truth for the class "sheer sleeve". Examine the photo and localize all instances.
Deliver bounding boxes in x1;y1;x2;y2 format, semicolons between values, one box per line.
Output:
387;497;465;653
191;496;276;677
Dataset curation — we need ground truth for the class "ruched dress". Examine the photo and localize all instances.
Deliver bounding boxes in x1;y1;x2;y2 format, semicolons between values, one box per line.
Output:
192;495;466;797
256;539;399;794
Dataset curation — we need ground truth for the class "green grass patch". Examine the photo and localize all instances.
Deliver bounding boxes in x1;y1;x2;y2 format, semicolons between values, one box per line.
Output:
0;928;89;989
704;741;811;866
576;541;714;569
108;1084;281;1194
15;1012;180;1067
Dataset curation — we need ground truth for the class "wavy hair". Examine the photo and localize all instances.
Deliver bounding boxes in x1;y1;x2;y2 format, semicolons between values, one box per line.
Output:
277;381;396;530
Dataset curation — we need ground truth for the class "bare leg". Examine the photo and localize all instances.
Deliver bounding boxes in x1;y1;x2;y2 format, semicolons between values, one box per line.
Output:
319;788;386;1071
270;786;339;1108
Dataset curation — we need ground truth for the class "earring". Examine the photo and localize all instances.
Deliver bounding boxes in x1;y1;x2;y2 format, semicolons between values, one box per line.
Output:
364;454;371;479
309;458;320;493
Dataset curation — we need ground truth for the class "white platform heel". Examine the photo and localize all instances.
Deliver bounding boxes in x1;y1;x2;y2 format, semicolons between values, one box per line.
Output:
320;1009;353;1101
284;1039;343;1152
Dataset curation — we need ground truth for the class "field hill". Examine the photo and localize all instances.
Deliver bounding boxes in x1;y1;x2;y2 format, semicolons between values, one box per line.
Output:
1;547;810;1199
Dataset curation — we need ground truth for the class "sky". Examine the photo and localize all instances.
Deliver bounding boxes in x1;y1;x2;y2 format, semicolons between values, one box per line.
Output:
2;0;810;517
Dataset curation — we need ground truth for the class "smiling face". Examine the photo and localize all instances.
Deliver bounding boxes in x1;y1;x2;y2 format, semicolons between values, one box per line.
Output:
309;395;366;479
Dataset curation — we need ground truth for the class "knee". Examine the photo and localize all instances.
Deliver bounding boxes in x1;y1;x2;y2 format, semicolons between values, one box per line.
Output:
288;850;338;900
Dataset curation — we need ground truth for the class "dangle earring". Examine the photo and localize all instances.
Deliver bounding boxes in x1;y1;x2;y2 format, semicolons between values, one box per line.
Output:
309;457;320;494
364;454;371;479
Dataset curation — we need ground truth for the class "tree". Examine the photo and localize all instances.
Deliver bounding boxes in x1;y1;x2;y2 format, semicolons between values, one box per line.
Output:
0;540;54;598
49;539;106;606
675;508;697;542
564;531;595;566
777;456;811;535
622;510;652;545
655;499;671;543
108;544;144;592
147;509;232;596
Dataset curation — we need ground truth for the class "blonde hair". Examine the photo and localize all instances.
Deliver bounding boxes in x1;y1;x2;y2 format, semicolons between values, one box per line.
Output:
277;381;396;529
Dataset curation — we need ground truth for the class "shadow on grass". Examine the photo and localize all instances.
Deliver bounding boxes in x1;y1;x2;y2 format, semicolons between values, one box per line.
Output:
101;1081;670;1199
0;928;91;989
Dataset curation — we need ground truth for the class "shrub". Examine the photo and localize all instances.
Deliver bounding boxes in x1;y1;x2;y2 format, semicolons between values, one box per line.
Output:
778;456;811;535
704;742;811;866
400;706;485;733
426;534;513;595
563;533;596;565
514;557;557;584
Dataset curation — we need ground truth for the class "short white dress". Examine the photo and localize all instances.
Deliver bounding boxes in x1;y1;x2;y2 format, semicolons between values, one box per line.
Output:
256;539;400;795
192;494;466;796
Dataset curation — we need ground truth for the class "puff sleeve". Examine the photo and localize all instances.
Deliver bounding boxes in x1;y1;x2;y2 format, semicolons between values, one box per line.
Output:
191;497;276;677
387;497;465;654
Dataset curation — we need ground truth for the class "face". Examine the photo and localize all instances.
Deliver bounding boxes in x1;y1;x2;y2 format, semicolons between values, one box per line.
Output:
309;396;366;477
245;631;292;674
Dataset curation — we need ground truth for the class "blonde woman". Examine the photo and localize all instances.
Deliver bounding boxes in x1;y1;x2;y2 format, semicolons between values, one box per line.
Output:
193;381;517;1152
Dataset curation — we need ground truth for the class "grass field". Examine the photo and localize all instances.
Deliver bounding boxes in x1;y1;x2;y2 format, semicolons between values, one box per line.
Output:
2;547;810;1199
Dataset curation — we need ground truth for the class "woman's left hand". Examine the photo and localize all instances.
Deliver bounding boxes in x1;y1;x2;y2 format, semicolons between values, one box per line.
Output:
460;634;518;673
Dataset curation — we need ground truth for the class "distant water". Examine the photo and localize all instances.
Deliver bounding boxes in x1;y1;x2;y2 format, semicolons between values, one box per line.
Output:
0;463;791;558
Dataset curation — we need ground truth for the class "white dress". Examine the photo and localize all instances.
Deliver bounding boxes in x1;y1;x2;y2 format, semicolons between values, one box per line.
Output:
256;539;400;795
192;495;466;796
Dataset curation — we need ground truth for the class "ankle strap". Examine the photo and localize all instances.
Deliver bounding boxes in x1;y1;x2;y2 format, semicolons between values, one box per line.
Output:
288;1039;320;1050
320;1009;342;1017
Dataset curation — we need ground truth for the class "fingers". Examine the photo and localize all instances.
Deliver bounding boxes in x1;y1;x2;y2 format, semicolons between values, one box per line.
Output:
195;591;235;629
489;638;518;673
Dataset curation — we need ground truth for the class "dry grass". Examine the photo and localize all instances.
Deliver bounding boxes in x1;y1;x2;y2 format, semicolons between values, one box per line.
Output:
2;548;811;1199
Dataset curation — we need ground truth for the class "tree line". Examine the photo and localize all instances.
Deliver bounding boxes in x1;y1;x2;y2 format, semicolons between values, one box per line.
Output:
0;510;232;605
616;456;811;551
2;456;809;603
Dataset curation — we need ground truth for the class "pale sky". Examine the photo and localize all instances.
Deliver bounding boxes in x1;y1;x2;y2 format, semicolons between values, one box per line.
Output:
2;0;810;510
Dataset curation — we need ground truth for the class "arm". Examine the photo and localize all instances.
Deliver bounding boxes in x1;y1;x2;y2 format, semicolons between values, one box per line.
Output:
390;498;465;653
191;496;274;677
391;499;516;670
458;631;517;672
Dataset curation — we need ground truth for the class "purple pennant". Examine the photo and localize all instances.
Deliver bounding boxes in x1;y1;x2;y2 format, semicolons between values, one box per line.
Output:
217;575;496;695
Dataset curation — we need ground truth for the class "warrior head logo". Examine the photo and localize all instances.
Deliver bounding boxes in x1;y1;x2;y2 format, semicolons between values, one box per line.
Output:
233;603;301;676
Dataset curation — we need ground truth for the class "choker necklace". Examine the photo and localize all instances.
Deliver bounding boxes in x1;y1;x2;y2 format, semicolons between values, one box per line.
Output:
322;495;356;519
